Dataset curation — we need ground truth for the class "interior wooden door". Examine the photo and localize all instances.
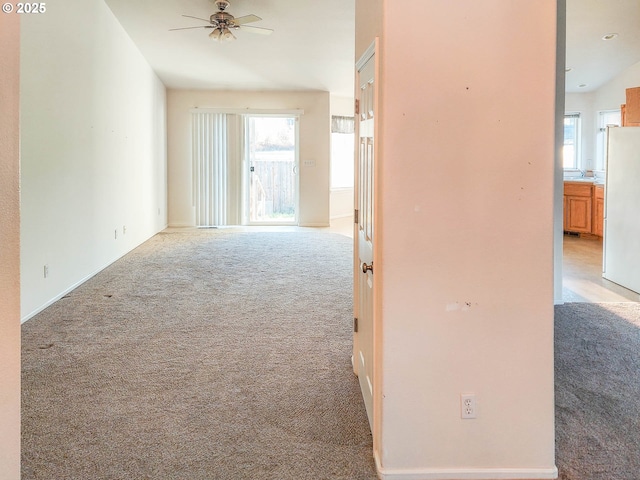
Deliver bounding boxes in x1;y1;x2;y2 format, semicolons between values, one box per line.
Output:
354;46;376;429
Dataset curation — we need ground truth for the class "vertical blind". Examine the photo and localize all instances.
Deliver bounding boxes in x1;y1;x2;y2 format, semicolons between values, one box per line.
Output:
192;113;228;226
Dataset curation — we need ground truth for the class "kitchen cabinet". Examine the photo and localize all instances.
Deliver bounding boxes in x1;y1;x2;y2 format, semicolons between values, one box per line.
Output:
563;182;605;237
622;87;640;126
564;182;593;234
593;185;604;237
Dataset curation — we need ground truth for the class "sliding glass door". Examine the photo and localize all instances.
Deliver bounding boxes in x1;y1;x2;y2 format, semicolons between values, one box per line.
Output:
245;115;299;225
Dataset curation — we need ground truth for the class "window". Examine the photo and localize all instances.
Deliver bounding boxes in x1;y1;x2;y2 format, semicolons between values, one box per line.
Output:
331;116;355;189
595;110;621;171
563;113;581;169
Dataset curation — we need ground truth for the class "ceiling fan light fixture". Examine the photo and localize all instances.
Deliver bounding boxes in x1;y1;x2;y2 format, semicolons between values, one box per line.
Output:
172;2;270;42
209;26;235;42
221;27;236;42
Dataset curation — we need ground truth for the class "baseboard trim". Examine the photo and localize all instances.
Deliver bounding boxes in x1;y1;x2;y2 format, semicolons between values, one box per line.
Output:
167;222;195;228
298;222;330;227
21;230;164;324
375;455;558;480
22;270;103;324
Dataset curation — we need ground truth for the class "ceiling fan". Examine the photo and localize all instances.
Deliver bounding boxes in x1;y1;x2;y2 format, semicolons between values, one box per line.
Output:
170;0;273;42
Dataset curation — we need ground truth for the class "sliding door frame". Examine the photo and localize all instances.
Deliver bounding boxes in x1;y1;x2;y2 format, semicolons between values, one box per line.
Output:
243;113;300;226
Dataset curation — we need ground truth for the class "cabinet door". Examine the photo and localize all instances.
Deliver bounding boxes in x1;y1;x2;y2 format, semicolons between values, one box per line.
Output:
625;87;640;126
566;195;592;233
594;197;604;237
593;186;604;237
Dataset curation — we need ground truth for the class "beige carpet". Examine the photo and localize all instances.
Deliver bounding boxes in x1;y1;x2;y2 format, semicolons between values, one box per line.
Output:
555;302;640;480
23;230;640;479
22;230;377;480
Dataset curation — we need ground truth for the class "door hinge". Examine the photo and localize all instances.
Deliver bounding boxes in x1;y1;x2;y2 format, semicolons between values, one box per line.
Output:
354;317;358;333
355;99;359;115
354;209;359;224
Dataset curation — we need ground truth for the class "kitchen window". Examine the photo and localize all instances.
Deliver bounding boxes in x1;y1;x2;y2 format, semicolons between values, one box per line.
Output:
595;109;621;172
563;113;581;170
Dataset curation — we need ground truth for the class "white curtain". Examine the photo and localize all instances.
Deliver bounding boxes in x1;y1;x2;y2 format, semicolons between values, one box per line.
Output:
192;113;228;226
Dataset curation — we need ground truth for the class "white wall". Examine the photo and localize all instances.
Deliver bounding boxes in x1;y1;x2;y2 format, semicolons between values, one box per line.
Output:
357;0;557;478
20;0;168;321
355;0;383;60
0;12;21;480
331;95;355;116
330;189;354;220
565;92;596;169
594;60;640;111
167;90;330;227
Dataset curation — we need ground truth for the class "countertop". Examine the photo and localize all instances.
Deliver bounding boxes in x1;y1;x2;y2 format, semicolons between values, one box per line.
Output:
564;178;605;186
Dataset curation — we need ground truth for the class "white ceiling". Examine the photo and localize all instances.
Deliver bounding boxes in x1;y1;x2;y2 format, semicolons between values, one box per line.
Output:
566;0;640;92
103;0;355;97
103;0;640;97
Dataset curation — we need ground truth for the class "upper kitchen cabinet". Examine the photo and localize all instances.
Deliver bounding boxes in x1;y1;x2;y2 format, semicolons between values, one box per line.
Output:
622;87;640;126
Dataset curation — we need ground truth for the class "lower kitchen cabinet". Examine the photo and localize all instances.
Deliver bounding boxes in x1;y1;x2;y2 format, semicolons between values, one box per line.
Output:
564;182;593;234
593;184;604;237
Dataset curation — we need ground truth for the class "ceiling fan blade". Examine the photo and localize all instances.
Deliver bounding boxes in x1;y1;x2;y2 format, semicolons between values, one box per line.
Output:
181;14;212;23
239;24;274;35
233;14;262;25
170;25;214;31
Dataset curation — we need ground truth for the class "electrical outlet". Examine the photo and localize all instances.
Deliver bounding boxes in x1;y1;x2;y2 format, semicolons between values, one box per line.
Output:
461;394;477;419
43;265;49;279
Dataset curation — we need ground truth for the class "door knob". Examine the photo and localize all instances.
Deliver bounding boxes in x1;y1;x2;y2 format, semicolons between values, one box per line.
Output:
362;262;373;274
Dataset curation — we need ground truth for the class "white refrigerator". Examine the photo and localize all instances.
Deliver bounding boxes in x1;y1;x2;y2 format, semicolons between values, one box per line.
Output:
603;126;640;294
